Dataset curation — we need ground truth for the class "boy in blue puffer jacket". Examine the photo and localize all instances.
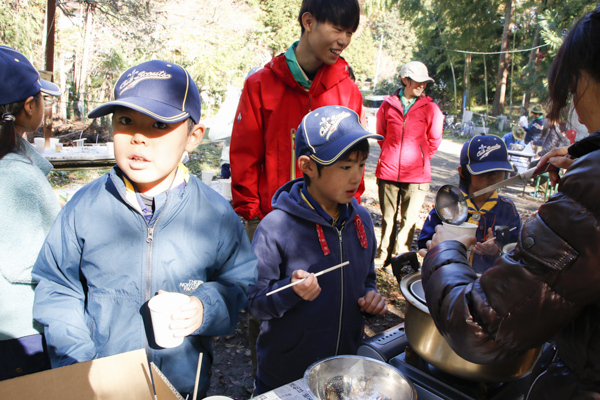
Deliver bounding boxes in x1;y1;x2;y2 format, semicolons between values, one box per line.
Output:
32;60;257;398
248;106;388;394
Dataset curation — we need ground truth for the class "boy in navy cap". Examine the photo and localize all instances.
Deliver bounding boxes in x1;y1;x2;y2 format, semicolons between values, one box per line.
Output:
32;60;257;398
248;105;387;394
418;135;521;273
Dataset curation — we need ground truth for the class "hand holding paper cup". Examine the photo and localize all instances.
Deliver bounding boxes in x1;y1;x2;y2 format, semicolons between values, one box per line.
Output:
433;222;478;259
148;292;191;348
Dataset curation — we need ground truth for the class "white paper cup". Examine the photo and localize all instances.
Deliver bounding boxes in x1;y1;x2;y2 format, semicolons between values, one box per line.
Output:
148;292;190;348
106;142;114;157
503;243;517;253
201;171;214;185
442;221;478;259
33;137;45;153
49;138;59;149
220;179;232;198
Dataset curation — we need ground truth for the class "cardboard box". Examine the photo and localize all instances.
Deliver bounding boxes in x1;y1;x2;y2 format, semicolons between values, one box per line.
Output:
0;349;183;400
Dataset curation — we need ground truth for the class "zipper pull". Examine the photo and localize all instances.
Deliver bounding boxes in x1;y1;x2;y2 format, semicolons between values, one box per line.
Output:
147;227;154;243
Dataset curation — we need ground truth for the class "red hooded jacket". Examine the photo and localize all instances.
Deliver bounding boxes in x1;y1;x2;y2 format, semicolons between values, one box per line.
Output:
375;89;443;183
230;54;364;221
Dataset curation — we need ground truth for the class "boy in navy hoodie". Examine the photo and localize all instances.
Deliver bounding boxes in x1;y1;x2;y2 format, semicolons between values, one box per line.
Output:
248;106;387;394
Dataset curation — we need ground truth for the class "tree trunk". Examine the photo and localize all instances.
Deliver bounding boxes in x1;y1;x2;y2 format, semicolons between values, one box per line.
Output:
523;31;540;111
78;3;95;119
492;0;513;116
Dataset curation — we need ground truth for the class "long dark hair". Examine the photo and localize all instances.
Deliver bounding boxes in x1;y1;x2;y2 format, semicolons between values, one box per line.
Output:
0;93;40;160
548;5;600;123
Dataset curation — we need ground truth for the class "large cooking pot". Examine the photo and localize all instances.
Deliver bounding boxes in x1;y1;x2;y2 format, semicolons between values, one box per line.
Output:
304;355;417;400
400;272;542;382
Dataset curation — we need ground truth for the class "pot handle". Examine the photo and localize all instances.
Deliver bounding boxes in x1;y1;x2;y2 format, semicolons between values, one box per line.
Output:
390;252;420;284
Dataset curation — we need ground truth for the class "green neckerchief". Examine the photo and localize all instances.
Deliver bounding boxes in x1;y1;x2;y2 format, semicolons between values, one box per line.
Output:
399;88;418;114
285;41;312;90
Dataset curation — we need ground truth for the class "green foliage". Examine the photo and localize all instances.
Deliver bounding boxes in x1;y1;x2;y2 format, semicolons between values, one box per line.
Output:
370;4;415;67
257;0;302;57
517;1;597;105
0;0;46;66
343;25;378;80
48;168;110;189
185;139;223;178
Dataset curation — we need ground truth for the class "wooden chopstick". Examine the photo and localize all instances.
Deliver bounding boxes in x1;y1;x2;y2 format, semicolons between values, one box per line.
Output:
192;352;203;400
265;261;350;297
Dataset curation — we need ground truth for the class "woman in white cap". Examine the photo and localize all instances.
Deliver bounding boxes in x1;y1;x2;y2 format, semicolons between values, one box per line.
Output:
0;45;61;381
374;61;444;267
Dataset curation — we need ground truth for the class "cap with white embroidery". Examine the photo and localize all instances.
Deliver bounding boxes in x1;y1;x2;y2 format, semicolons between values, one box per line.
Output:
88;60;201;124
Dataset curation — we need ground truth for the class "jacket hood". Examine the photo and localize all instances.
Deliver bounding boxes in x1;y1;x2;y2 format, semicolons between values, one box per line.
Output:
271;178;358;225
266;54;352;97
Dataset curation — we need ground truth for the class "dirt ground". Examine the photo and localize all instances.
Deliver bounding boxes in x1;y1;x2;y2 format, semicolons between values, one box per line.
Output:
204;138;543;399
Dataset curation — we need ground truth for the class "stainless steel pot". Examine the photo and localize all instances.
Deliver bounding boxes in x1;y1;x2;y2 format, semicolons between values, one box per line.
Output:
400;272;542;382
304;355;417;400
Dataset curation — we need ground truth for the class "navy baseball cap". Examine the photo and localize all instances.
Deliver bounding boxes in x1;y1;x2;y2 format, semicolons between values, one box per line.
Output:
88;60;201;124
460;134;513;175
0;45;62;105
296;106;383;166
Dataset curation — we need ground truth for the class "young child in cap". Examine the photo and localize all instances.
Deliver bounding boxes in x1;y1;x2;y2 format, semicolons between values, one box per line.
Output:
32;60;257;398
418;135;521;273
248;105;388;394
502;125;526;150
0;45;62;381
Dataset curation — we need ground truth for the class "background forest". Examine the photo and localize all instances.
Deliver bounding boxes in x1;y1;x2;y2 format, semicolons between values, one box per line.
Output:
1;0;597;127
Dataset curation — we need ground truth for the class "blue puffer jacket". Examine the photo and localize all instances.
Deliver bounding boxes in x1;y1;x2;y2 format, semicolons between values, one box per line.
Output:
248;178;378;390
32;167;257;397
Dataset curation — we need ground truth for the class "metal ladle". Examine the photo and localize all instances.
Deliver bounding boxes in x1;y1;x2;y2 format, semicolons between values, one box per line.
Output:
435;166;539;225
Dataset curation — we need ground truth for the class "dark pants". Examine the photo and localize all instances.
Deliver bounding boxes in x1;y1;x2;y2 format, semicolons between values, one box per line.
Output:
245;216;261;379
0;334;51;381
220;163;231;179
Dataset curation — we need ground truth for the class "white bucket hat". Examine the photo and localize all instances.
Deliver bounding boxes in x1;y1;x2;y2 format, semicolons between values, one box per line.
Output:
400;61;434;83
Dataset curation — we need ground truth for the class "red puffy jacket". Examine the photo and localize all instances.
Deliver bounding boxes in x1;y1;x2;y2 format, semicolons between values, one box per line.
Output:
375;90;443;183
230;54;364;221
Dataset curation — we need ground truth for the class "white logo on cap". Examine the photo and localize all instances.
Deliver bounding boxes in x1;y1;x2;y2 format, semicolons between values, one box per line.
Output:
477;143;501;160
119;69;172;94
319;111;350;141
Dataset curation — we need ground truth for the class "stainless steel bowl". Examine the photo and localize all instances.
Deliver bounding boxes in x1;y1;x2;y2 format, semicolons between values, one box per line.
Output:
401;272;542;382
304;355;416;400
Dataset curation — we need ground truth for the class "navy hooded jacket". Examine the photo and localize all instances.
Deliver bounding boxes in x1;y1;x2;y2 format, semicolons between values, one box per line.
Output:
248;178;378;389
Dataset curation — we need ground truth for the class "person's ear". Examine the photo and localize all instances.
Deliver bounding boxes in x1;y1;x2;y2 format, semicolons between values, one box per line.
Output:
21;96;37;118
185;123;205;153
458;165;465;178
401;77;410;87
301;12;314;33
298;155;317;178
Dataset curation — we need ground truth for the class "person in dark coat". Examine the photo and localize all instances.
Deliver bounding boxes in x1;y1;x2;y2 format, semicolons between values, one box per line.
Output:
421;6;600;399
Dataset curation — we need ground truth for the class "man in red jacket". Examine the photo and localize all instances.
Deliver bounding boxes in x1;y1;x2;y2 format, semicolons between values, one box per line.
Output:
230;0;364;382
230;0;364;242
375;61;443;267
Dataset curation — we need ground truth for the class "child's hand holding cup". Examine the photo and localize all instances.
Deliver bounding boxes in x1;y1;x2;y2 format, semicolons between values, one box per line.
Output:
148;290;204;348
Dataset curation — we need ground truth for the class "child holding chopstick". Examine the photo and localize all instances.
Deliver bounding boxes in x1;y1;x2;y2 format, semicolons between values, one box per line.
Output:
248;106;388;394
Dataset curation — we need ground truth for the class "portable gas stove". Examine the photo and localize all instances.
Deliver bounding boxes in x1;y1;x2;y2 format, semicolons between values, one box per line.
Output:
358;324;533;400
